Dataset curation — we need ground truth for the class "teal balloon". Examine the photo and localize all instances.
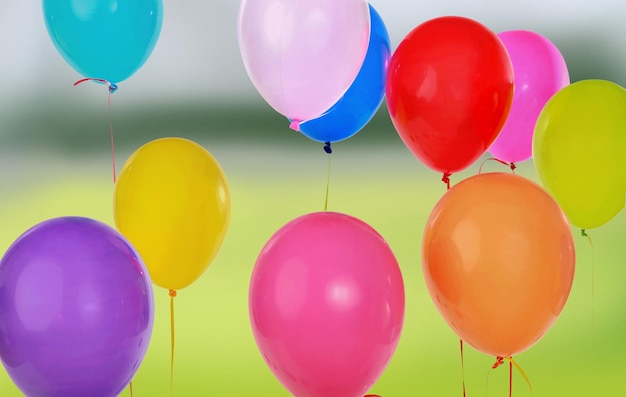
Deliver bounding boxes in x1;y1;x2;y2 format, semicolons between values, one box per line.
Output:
43;0;163;84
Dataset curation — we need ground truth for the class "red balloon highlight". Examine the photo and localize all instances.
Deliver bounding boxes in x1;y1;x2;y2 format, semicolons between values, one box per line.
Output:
386;16;514;175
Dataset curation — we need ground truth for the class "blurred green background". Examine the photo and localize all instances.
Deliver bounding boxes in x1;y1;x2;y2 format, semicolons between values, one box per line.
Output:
0;101;625;396
2;0;626;395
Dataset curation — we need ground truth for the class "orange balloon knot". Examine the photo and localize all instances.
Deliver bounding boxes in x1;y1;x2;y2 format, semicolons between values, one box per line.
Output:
442;172;452;190
289;119;301;131
169;289;177;298
324;142;332;154
74;77;118;93
492;356;505;369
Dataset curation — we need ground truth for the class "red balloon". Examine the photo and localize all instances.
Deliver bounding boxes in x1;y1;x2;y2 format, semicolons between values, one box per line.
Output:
386;16;514;174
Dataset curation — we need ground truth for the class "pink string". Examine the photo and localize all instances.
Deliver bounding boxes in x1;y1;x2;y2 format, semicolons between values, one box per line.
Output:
74;78;118;183
478;157;516;175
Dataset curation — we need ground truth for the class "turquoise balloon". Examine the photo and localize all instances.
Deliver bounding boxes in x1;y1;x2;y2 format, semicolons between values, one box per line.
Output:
43;0;163;84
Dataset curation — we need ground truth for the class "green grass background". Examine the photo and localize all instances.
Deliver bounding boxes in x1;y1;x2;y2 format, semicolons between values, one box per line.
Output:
0;103;625;396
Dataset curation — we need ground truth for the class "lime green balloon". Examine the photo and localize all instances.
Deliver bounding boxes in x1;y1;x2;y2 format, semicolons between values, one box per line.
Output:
533;79;626;229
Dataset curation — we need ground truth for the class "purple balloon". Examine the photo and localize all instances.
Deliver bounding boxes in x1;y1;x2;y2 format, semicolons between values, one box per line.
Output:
0;217;154;397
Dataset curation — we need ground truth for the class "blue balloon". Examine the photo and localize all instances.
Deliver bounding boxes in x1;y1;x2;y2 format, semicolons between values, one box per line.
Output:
43;0;163;84
296;4;391;143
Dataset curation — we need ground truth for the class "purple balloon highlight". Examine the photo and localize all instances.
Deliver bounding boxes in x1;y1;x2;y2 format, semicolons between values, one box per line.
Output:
0;217;154;397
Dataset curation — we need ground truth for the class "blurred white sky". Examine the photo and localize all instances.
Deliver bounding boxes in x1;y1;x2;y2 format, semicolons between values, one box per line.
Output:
1;0;625;109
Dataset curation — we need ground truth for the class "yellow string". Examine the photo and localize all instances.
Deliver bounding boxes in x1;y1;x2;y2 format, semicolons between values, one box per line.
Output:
129;381;133;397
486;356;532;396
581;229;595;396
324;153;331;212
506;357;532;394
169;289;177;397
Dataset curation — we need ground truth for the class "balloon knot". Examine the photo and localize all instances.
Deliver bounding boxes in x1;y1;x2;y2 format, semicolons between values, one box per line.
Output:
324;142;332;154
492;356;505;369
582;229;594;246
442;172;452;190
169;289;177;298
74;77;118;93
289;120;301;131
510;162;517;172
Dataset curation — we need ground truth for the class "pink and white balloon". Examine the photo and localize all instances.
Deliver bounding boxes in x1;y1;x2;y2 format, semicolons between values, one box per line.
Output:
237;0;371;122
249;212;405;397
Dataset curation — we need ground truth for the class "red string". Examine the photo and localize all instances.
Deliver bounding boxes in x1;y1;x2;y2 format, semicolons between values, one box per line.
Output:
74;78;118;183
106;90;117;183
478;158;516;175
74;77;118;93
460;339;467;397
509;359;513;397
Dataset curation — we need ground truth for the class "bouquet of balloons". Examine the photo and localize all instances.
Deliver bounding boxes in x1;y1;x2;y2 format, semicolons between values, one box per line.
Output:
238;1;626;397
1;0;625;396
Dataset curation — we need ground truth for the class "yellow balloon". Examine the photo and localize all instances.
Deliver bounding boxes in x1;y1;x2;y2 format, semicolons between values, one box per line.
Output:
533;79;626;229
114;137;231;291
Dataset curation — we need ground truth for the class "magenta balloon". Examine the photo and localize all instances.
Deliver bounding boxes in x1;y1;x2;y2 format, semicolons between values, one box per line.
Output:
0;217;154;397
488;30;570;163
249;212;405;397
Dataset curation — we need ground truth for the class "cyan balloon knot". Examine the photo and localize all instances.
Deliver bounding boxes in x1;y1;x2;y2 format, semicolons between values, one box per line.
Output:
324;142;332;154
73;77;118;94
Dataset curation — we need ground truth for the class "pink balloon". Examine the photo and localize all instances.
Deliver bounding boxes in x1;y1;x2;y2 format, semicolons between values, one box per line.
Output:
249;212;405;397
237;0;370;122
488;30;569;163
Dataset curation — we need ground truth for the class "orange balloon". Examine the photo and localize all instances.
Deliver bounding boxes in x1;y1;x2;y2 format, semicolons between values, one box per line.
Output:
422;172;575;357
